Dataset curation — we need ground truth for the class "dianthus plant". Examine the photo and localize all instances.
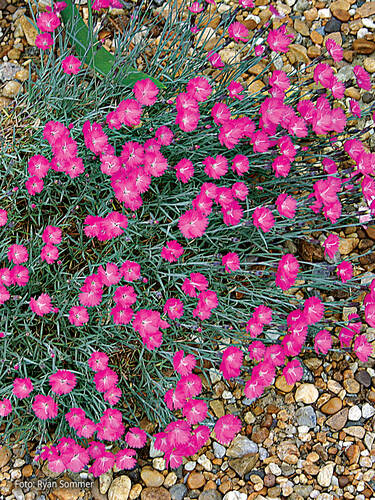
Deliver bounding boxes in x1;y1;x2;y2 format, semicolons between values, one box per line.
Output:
0;0;374;477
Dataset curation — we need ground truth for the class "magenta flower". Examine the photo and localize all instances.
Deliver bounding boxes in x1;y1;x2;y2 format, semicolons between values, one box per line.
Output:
353;66;371;91
133;78;159;106
94;368;118;393
28;155;50;178
65;407;86;429
228;22;249;42
173;350;196;376
272;155;291;178
116;449;137;470
41;244;59;264
248;341;266;361
178;209;208;239
0;399;12;417
207;51;224;68
276;193;297;219
25;176;44;195
227;81;244;100
336;261;353;283
0;209;7;226
125;427;147;448
32;394;58;420
220;346;243;379
222;252;240;273
283;360;303;386
323;233;340;259
155;125;174;146
175;374;202;400
29;293;53;317
275;254;299;291
161;240;184;263
187;77;212;102
8;244;28;264
89;453;115;477
35;33;54;50
68;305;89;326
164;298;184;320
76;418;96;439
303;296;324;325
365;303;375;328
314;329;332;355
354;334;373;362
214;414;241;445
325;38;343;61
183;399;208;425
62;55;82;75
267;25;294;53
231;154;249;176
175;158;194;183
104;386;122;405
252;206;275;233
0;285;10;305
120;260;141;282
37;11;60;32
13;378;33;399
88;351;109;372
62;444;90;473
49;370;77;395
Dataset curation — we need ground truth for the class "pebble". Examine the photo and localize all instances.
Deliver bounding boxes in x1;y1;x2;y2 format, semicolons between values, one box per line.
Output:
295;384;319;404
141;467;164;487
348;405;362;421
268;463;282;476
187;472;205;490
355;370;371;387
198;492;222;500
13;489;24;500
185;461;197;471
197;454;212;472
163;473;177;489
353;39;375;54
129;484;142;500
223;493;247;500
317;464;335;488
108;475;131;500
228;453;259;478
321;397;343;415
362;403;375;419
99;471;112;494
344;426;366;439
364;57;375;73
0;62;22;82
2;80;22;98
295;406;317;428
226;435;258;458
275;375;294;392
170;484;187;500
213;442;226;459
343;379;360;394
141;487;171;500
325;407;349;430
0;447;12;468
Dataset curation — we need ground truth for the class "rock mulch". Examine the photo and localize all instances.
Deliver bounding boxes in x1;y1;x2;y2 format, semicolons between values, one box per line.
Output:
0;352;374;500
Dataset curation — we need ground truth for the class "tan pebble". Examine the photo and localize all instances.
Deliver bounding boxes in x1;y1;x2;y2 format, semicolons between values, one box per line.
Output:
311;31;323;45
305;7;318;21
353;39;375;54
129;484;142;499
364;57;375;73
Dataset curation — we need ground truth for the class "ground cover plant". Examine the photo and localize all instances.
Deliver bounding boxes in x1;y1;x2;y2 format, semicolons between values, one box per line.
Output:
0;0;374;477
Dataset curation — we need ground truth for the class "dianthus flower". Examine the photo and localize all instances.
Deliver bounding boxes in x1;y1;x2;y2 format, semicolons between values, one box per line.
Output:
276;193;297;219
228;22;249;42
29;293;53;316
13;378;33;399
283;359;303;385
133;78;159;106
89;453;115;477
0;398;12;417
173;350;196;376
41;244;59;264
178;209;208;239
336;261;353;283
220;346;243;379
116;449;137;470
65;407;86;429
68;305;89;326
35;33;54;50
186;77;212;102
104;386;122;406
37;11;60;32
175;374;202;400
252;206;275;232
267;25;294;53
207;51;225;68
183;399;208;425
28;155;50;178
125;427;147;448
222;252;240;273
314;329;332;355
94;368;118;393
303;296;324;325
161;240;184;263
49;370;77;395
214;414;241;445
25;176;44;195
8;244;28;264
354;334;373;362
62;55;82;75
32;394;58;420
175;158;194;183
164;298;184;320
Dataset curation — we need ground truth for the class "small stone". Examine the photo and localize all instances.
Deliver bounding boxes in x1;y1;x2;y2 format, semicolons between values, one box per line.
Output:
344;426;366;439
227;435;258;458
330;0;350;21
153;458;165;471
99;471;112;494
346;444;360;465
353;39;375;55
52;487;81;500
198;491;222;500
267;486;281;498
223;492;247;500
197;454;212;472
356;2;375;17
129;484;142;500
264;473;276;487
169;484;187;500
19;16;38;45
294;19;309;36
228;453;259;478
0;97;12;109
325;18;342;33
305;7;318;21
0;446;12;468
187;472;205;490
2;80;22;98
108;476;132;500
22;465;33;478
319;8;331;18
339;238;359;255
317;463;335;487
268;463;282;476
251;426;269;444
348;405;361;421
0;62;22;82
321;397;343;415
325;407;349;431
287;43;309;64
141;487;171;500
362;403;375;419
277;441;299;461
327;380;343;394
343;378;360;394
163;473;177;488
275;375;294;392
185;461;196;471
364;57;375;73
295;406;317;428
141;468;164;488
307;46;321;58
7;48;21;60
13;489;24;500
210;400;225;418
295;384;319;404
213;442;226;459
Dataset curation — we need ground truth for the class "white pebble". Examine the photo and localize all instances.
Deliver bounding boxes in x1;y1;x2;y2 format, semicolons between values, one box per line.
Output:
348;405;362;421
362;17;375;29
357;27;369;38
319;8;331;18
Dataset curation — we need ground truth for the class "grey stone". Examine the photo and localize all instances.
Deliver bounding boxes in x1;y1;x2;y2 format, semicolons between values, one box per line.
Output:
213;442;226;459
228;453;259;478
198;491;223;500
295;406;317;428
294;0;311;12
226;435;258;458
294;485;313;498
325;18;342;33
170;484;187;500
0;62;22;82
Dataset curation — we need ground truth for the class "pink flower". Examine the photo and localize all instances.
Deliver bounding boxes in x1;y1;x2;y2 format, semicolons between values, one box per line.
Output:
97;263;121;286
275;254;299;291
303;296;324;325
222;252;240;273
323;233;339;259
65;408;86;429
173;350;196;376
62;55;82;75
214;414;241;445
228;22;249;42
90;453;115;477
32;394;58;420
244;376;265;399
161;240;184;263
325;38;343;61
182;272;208;297
188;1;204;12
104;386;122;405
187;77;212;102
68;305;89;326
63;444;90;473
253;305;272;325
42;225;62;244
178;209;208;239
94;368;118;392
0;209;7;226
336;261;353;283
231;154;249;176
116;449;137;470
175;158;194;183
354;334;373;362
29;293;53;316
117;99;142;127
232;182;248;201
0;285;10;305
41;244;59;264
283;360;303;386
25;176;44;195
113;285;137;307
35;33;54;50
49;370;77;395
228;81;244;100
13;378;33;399
248;340;266;361
353;66;371;91
183;399;208;425
37;11;60;32
155;125;174;146
111;305;133;325
28;155;50;178
276;193;297;219
365;303;375;328
267;25;294;53
220;346;243;379
0;399;12;417
8;244;28;264
76;418;96;438
88;351;109;371
125;427;147;448
10;265;28;286
252;206;275;233
164;298;184;320
207;51;224;68
314;329;332;355
133;78;159;106
120;260;141;281
175;374;202;400
272;155;291;178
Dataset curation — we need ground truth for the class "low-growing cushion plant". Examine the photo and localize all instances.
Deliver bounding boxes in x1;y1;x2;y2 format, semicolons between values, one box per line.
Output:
0;0;374;475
